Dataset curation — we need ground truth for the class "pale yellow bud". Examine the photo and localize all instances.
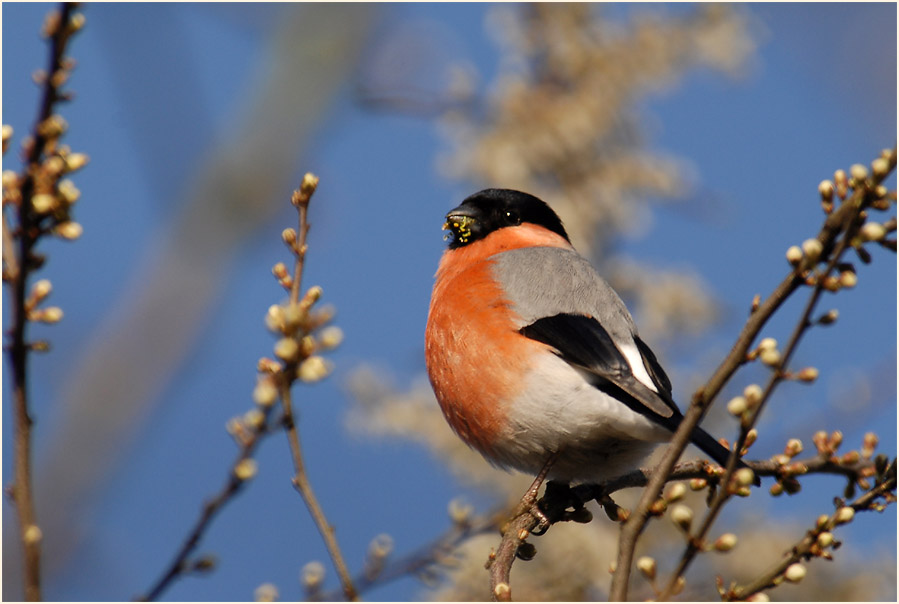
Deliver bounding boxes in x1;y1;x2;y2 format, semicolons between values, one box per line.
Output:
68;12;86;32
301;561;325;590
670;504;693;531
817;179;834;200
44;155;65;175
304;285;323;304
636;556;656;580
759;347;781;367
784;563;806;583
1;124;12;143
785;245;803;265
801;238;823;262
448;497;473;525
257;357;281;374
272;262;289;279
298;356;331;383
494;583;511;600
318;325;344;350
819;309;839;325
830;430;843;448
31;193;57;213
234;458;258;481
689;478;707;491
860;222;886;242
368;533;394;559
254;582;278;602
871;157;890;179
2;170;18;189
743;384;763;407
265;305;285;333
849;163;868;182
838;271;857;288
282;228;297;246
64;152;89;172
31;279;52;301
745;428;758;448
816;531;834;548
39;114;67;138
300;172;319;196
37;306;64;323
243;409;265;430
55;221;83;240
58;179;80;204
714;533;738;552
796;367;819;382
727;395;748;417
274;337;299;362
747;593;770;602
24;524;43;545
785;439;803;456
734;468;756;487
834;506;854;525
665;482;687;503
758;337;777;351
252;379;278;407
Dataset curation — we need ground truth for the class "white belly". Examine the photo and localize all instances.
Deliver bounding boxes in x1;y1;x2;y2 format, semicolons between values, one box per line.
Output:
492;353;673;483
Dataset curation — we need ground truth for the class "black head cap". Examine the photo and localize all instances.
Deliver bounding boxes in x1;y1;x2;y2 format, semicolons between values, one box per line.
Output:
443;189;570;249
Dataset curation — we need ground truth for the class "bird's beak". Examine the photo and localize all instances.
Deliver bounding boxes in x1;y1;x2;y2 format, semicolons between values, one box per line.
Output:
443;204;478;244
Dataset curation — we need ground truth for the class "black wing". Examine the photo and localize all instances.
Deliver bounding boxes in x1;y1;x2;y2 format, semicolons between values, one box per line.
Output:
520;313;682;431
520;313;754;479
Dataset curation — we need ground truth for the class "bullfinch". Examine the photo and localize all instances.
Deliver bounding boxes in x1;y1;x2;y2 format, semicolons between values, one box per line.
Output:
425;188;752;486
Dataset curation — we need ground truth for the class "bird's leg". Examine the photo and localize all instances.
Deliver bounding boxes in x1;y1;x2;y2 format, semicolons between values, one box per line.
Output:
508;453;558;536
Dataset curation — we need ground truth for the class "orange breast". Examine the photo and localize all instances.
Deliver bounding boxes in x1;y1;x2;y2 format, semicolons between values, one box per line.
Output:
424;225;571;457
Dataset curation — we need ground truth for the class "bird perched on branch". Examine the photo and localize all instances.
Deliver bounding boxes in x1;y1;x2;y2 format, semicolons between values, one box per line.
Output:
425;188;754;486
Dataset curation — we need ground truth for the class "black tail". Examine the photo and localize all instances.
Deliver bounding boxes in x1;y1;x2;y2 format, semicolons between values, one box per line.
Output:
689;424;761;486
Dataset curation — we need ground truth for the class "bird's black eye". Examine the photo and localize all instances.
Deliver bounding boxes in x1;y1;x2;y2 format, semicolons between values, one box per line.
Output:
505;210;521;225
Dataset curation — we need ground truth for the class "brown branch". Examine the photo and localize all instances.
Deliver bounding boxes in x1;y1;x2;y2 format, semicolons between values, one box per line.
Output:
4;4;80;601
140;176;345;601
279;175;359;602
728;461;897;601
488;455;557;602
481;451;882;601
609;147;898;601
138;418;275;601
657;198;865;599
317;510;501;601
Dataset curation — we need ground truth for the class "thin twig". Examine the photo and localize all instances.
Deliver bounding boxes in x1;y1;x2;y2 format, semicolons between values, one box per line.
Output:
139;177;341;600
280;176;359;602
5;4;79;601
478;451;882;601
728;464;897;601
657;200;863;600
139;426;273;601
314;506;505;601
488;455;557;602
609;148;898;601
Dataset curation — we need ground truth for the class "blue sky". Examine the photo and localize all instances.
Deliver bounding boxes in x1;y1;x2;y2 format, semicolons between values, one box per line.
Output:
2;3;896;601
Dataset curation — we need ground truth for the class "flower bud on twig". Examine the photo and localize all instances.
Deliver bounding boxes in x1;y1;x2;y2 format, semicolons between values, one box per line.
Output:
636;556;656;580
784;563;806;583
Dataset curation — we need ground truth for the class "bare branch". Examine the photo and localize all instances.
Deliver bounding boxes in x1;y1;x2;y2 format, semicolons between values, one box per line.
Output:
277;175;359;602
610;147;898;601
728;460;897;600
3;4;83;600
